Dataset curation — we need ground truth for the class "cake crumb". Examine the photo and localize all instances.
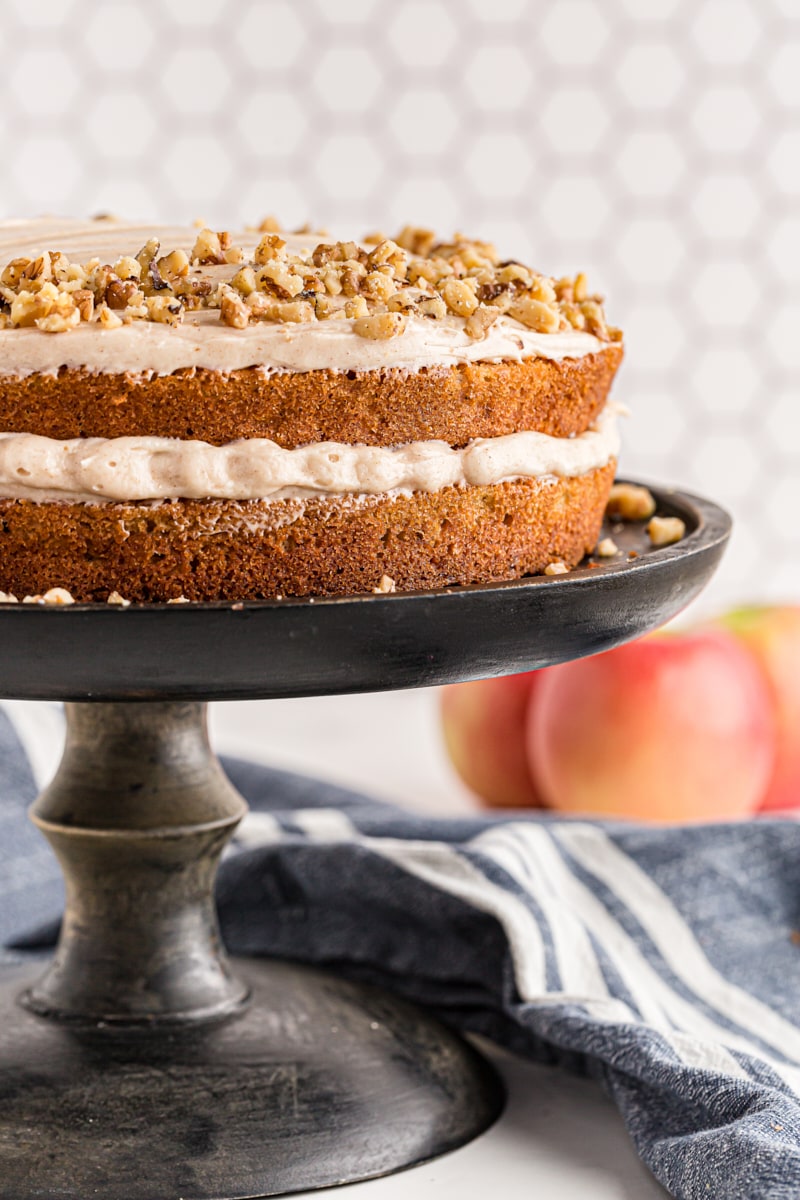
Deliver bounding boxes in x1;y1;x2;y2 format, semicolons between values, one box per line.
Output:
544;562;569;576
606;483;656;521
596;537;619;558
647;516;686;547
373;574;397;594
107;590;131;607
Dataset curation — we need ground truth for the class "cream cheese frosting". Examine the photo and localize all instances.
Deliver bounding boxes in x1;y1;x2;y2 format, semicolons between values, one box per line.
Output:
0;219;608;377
0;406;619;504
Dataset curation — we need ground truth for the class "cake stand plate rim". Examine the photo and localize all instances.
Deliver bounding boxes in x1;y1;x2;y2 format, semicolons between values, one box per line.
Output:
0;481;731;701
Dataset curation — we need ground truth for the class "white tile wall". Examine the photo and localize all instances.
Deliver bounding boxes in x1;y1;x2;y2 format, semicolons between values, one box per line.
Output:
0;0;798;612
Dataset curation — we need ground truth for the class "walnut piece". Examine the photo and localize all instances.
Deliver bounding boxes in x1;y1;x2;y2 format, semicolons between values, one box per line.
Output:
464;304;500;339
353;312;407;339
596;537;619;558
190;228;226;265
372;574;397;594
606;483;657;521
98;304;123;329
220;291;249;329
441;278;479;317
23;587;75;605
544;562;569;576
647;516;686;547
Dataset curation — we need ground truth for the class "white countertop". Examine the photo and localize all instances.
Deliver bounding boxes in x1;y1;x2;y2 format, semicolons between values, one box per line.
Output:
210;690;668;1199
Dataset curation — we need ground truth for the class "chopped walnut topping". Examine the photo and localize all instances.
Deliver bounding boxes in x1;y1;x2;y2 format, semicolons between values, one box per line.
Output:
190;228;225;265
464;304;500;339
98;304;123;329
267;300;314;324
344;295;369;320
418;295;447;319
395;225;437;257
220;290;249;329
73;289;94;322
363;270;395;303
314;295;341;320
254;233;287;264
145;295;183;325
606;483;657;522
224;245;245;265
257;260;304;298
136;238;160;273
353;312;407;340
544;562;569;576
0;222;618;341
0;591;18;603
114;255;141;281
441;278;479;318
158;248;189;281
105;279;140;310
230;266;257;296
647;516;686;547
107;590;131;607
340;263;366;297
508;295;560;334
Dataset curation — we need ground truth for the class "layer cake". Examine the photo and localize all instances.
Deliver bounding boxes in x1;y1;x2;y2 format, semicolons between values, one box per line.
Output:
0;219;623;601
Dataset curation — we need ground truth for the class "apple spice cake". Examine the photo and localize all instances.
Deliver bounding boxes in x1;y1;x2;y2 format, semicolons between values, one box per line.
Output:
0;218;623;602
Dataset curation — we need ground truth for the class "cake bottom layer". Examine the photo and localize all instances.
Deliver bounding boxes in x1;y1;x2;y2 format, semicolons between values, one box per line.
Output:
0;462;615;602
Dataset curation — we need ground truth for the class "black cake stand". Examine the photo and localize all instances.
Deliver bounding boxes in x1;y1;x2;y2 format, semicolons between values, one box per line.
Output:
0;483;730;1200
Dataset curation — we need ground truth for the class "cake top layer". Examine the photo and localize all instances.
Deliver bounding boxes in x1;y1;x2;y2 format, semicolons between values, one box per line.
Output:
0;218;619;377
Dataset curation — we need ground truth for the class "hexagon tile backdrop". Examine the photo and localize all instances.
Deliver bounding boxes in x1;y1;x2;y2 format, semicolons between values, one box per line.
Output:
0;0;798;610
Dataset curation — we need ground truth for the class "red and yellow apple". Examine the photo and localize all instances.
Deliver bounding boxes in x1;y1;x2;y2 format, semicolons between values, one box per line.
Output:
716;606;800;812
525;630;775;822
440;671;545;809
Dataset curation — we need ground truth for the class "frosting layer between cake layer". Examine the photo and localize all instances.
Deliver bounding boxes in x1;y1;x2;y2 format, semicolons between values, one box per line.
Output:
0;407;619;503
0;220;608;377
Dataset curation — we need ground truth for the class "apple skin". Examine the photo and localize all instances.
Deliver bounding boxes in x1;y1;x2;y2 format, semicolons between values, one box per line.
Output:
526;630;775;822
440;672;545;808
716;606;800;812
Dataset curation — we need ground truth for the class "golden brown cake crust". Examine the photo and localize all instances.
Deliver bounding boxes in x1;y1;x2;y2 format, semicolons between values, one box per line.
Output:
0;345;622;448
0;462;615;602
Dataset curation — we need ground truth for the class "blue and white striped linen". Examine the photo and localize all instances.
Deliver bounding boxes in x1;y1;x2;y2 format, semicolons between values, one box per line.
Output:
2;703;800;1200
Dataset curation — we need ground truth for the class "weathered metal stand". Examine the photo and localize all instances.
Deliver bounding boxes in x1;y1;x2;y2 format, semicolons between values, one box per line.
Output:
0;485;732;1200
0;700;502;1200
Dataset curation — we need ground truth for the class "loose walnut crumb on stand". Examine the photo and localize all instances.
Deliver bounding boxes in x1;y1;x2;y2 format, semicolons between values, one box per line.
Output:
606;483;656;521
544;562;569;576
373;575;397;594
647;516;686;546
22;587;75;606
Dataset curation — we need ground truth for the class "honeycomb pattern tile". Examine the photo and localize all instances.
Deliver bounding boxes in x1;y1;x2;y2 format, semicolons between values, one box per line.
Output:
0;0;798;611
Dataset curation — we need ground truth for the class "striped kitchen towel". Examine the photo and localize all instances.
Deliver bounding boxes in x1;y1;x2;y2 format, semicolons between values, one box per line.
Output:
2;703;800;1200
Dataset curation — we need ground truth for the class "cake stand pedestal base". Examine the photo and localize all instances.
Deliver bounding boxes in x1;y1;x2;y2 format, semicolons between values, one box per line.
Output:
0;958;500;1200
0;700;501;1200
